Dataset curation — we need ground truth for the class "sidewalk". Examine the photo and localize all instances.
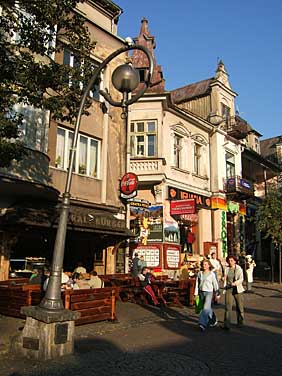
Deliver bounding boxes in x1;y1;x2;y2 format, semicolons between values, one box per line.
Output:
1;280;282;376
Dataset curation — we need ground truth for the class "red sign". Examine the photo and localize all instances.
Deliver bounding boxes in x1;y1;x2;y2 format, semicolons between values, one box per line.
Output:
120;172;138;196
170;199;195;215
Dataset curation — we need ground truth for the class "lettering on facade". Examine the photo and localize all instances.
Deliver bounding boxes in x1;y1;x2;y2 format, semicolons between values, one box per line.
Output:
69;212;126;230
168;186;211;209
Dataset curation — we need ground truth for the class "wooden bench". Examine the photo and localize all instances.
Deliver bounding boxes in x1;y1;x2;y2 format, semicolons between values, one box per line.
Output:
0;282;42;318
63;287;117;325
0;280;117;326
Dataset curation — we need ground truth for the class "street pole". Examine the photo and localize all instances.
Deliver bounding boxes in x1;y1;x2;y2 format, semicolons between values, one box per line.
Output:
39;44;153;313
18;43;153;360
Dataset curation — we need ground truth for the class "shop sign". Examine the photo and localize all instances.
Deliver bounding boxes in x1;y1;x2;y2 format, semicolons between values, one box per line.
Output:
168;186;211;209
120;172;138;199
130;205;163;244
69;211;126;230
128;198;150;209
180;213;198;224
240;178;252;190
211;197;227;210
227;201;239;213
170;199;195;215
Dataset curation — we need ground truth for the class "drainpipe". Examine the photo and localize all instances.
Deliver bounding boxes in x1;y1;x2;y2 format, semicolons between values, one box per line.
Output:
101;69;110;204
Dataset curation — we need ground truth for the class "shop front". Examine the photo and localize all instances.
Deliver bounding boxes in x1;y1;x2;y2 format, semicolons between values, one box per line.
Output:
129;186;213;278
212;197;246;258
0;202;134;280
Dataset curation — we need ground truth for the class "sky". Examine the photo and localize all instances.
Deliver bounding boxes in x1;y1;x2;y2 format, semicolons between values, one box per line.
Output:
116;0;282;140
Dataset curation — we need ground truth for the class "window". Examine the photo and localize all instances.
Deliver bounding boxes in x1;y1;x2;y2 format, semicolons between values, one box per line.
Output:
221;103;231;125
254;137;260;153
63;48;101;99
130;120;157;157
194;143;202;175
226;152;235;178
173;134;183;168
56;126;100;177
137;69;146;82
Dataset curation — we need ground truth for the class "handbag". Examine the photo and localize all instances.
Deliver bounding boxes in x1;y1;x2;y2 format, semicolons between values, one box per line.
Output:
194;295;204;314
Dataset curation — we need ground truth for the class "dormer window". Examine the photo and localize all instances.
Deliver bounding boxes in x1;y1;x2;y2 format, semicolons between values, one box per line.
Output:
138;69;146;82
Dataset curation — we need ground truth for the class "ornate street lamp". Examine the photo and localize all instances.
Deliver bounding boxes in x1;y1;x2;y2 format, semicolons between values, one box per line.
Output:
35;44;153;317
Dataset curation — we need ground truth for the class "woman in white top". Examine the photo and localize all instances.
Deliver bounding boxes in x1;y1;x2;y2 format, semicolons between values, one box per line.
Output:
194;259;220;331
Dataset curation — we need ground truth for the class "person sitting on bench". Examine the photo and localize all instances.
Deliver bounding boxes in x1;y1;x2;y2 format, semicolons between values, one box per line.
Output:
138;267;160;306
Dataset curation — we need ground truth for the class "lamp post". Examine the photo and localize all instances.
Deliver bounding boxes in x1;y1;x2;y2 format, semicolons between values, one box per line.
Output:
38;44;153;314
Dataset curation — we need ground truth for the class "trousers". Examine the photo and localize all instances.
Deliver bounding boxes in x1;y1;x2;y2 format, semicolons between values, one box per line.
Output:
224;289;244;328
198;291;213;328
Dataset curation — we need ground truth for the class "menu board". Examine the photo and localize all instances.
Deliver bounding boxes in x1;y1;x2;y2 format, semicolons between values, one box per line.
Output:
166;249;180;268
135;246;160;268
163;245;181;269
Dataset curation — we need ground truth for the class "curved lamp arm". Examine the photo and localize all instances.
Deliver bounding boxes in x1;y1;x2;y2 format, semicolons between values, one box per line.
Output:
39;43;153;312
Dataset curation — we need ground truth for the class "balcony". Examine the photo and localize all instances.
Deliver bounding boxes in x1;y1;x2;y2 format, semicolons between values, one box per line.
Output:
224;176;253;199
129;158;166;182
0;148;59;201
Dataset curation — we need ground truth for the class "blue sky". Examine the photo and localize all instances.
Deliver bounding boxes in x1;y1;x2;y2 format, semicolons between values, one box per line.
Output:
116;0;282;140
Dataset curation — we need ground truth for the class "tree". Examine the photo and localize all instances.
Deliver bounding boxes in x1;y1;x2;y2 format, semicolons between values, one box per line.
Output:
0;0;96;167
256;186;282;283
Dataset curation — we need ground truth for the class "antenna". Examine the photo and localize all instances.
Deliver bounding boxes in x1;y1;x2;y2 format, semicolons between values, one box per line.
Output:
236;105;244;116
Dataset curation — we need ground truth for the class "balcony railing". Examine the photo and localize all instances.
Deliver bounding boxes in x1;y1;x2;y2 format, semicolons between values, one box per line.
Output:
130;158;166;174
224;175;253;198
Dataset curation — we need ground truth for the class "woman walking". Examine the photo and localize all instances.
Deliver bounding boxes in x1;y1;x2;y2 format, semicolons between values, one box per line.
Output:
194;259;220;331
221;255;245;330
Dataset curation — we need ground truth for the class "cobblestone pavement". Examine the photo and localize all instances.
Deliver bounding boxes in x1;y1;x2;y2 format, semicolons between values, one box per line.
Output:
0;281;282;376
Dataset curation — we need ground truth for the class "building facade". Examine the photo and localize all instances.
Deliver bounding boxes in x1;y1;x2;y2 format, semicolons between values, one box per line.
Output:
127;19;254;276
0;0;132;280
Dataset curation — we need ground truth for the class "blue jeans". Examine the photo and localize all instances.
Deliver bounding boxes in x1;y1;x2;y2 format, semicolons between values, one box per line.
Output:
199;291;213;328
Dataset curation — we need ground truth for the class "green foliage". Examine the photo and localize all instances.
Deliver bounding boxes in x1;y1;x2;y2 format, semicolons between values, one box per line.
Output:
0;0;96;167
256;187;282;246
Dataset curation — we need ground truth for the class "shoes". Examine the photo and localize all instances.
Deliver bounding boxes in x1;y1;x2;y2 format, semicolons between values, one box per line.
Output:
208;312;218;327
209;320;218;327
199;324;206;332
220;325;230;331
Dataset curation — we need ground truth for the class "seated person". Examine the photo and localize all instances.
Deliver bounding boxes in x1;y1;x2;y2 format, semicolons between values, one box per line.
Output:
43;271;72;291
28;268;47;289
73;261;87;275
138;267;160;306
72;272;91;290
88;271;104;288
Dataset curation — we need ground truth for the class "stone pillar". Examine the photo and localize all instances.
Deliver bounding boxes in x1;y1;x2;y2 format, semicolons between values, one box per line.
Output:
13;306;80;360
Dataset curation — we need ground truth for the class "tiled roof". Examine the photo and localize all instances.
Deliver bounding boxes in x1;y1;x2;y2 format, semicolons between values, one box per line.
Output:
170;78;213;104
260;135;282;158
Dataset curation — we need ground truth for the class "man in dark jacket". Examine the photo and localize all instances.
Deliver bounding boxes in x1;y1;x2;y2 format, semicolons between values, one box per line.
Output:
131;253;141;277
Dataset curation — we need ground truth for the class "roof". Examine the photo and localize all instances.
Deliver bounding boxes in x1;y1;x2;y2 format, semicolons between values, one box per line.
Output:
171;78;213;104
260;135;282;158
227;115;262;139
